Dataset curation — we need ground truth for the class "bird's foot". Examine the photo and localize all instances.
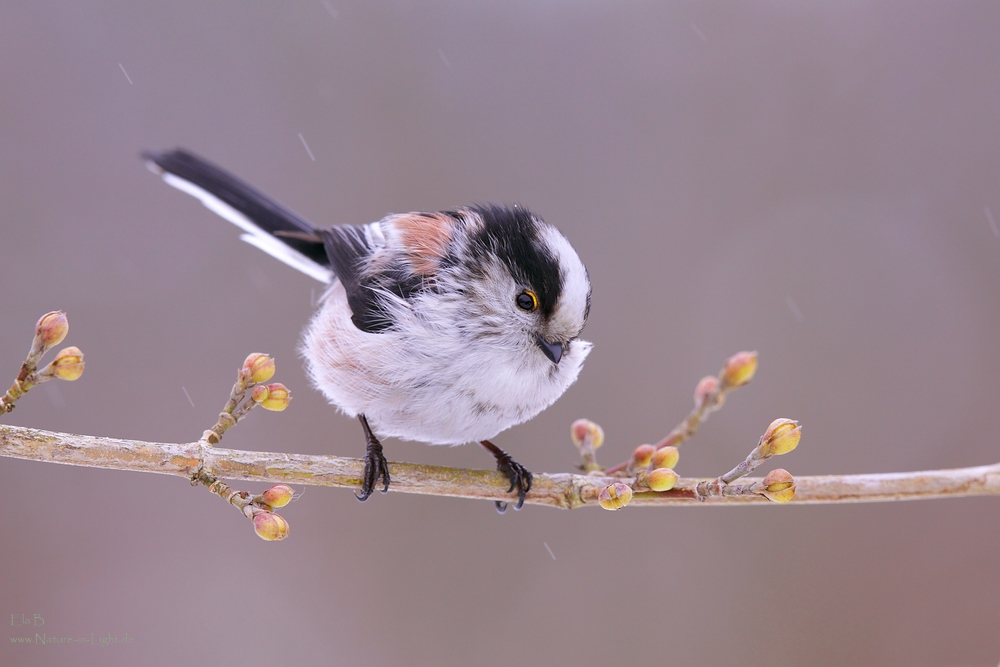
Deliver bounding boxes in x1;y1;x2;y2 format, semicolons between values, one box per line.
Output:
356;415;390;502
481;440;533;513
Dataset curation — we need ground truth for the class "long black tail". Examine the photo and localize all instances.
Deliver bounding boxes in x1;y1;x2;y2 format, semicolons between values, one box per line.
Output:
143;149;333;283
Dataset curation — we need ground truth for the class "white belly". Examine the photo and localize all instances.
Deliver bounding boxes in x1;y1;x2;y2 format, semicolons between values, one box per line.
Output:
300;283;590;444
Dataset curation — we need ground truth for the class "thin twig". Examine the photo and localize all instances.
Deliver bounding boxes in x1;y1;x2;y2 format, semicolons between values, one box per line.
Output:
604;351;757;475
3;424;998;509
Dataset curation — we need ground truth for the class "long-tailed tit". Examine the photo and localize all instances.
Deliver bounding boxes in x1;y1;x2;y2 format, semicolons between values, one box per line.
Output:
143;150;592;510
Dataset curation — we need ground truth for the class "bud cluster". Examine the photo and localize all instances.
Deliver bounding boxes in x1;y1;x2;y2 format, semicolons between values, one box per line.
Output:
602;351;760;475
201;353;293;445
581;352;800;509
201;474;295;541
712;418;802;502
33;312;86;383
240;354;289;413
3;311;86;413
250;484;295;541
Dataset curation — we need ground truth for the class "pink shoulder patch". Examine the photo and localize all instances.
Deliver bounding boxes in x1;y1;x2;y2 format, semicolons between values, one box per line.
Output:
389;212;454;276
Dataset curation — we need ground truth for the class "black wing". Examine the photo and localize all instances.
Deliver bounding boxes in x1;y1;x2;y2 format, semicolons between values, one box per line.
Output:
317;226;389;333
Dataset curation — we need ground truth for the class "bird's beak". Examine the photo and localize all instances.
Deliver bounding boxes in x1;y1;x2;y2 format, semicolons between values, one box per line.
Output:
535;334;563;365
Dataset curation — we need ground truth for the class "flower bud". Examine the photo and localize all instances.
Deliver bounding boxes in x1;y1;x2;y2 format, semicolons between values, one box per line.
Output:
570;419;604;450
34;311;69;354
260;484;294;508
258;383;291;411
251;384;270;403
722;351;758;388
760;468;795;503
761;418;801;456
597;482;632;510
646;467;679;492
630;444;655;469
243;353;276;384
253;512;290;540
48;347;85;381
694;375;719;407
651;446;679;470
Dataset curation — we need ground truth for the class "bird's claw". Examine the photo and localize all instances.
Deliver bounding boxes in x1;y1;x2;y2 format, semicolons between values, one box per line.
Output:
356;415;390;502
356;445;390;501
493;451;533;513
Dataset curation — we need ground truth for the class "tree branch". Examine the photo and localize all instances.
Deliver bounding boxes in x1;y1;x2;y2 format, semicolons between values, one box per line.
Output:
6;311;999;539
4;423;998;509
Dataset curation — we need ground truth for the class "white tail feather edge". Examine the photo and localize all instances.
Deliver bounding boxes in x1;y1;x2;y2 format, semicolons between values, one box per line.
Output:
240;233;333;283
160;172;333;283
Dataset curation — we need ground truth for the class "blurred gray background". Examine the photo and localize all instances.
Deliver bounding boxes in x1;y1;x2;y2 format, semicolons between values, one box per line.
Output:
3;2;1000;665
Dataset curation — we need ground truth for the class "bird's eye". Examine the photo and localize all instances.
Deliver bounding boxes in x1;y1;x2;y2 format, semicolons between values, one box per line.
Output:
516;290;538;312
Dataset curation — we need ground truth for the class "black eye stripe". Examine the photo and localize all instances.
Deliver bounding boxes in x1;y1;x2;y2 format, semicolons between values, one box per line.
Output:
467;204;563;317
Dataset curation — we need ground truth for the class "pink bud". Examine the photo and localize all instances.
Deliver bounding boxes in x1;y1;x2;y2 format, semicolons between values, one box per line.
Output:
258;383;291;411
651;446;679;470
761;419;801;456
251;385;270;403
597;483;633;510
253;512;290;541
48;347;85;381
761;468;795;503
242;353;276;384
722;351;758;388
570;419;604;450
694;375;719;407
260;484;294;508
646;468;679;492
630;444;656;469
34;311;69;354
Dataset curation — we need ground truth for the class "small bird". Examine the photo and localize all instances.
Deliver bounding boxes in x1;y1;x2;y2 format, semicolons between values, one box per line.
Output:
143;149;592;510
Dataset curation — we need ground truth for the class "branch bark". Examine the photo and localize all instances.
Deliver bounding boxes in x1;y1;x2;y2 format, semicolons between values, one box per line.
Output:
4;423;999;509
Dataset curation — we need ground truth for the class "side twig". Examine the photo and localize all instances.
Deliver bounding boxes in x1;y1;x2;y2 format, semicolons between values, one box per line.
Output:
2;312;84;413
604;351;758;475
189;352;294;539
